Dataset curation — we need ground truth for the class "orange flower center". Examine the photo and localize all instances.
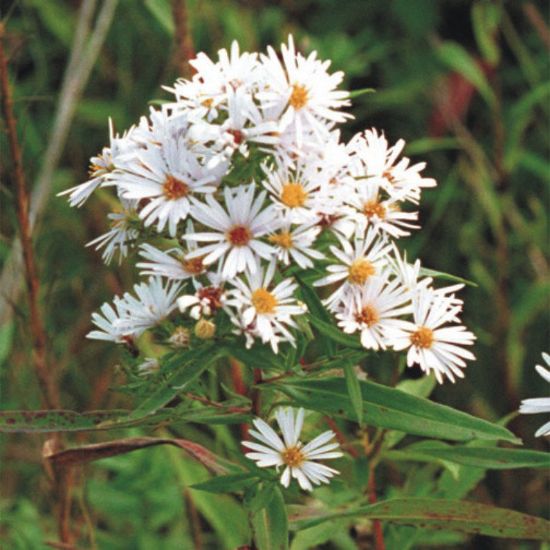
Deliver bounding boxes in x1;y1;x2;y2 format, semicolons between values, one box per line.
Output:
227;225;252;246
363;200;386;219
163;175;189;200
201;98;213;108
182;256;205;275
410;326;434;349
251;288;278;314
281;182;308;208
281;445;305;467
289;84;308;110
269;231;293;249
348;259;376;285
356;305;379;327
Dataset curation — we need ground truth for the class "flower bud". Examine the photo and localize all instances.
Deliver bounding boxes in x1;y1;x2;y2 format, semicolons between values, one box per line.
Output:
194;319;216;340
168;326;190;348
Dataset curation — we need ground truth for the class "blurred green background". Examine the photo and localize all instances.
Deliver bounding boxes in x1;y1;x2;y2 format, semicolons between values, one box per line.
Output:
1;0;548;548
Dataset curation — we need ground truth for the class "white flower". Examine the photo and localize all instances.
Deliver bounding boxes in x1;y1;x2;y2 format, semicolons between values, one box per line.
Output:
348;129;436;204
87;298;130;343
166;41;260;120
220;87;280;153
258;35;351;147
385;288;476;383
137;244;206;280
226;259;306;352
314;229;392;311
344;180;419;239
335;273;412;351
268;221;323;269
185;183;278;279
243;408;343;491
115;135;222;236
114;277;182;337
262;162;327;224
519;353;550;437
86;199;140;264
59;119;137;207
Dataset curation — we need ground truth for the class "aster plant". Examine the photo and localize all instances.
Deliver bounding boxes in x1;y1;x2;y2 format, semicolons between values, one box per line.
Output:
51;36;550;547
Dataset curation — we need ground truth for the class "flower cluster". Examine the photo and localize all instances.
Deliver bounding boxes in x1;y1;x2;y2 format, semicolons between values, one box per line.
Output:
62;37;479;489
61;35;476;384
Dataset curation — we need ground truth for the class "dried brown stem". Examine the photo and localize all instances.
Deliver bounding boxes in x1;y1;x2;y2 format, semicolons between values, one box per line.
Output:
0;22;59;410
171;0;195;78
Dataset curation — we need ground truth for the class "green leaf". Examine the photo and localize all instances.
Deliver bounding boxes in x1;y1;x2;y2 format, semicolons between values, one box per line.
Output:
245;481;277;514
349;87;376;99
0;410;127;433
124;345;221;422
292;498;550;540
437;41;497;108
343;364;363;426
308;315;363;349
252;486;289;550
267;378;519;443
144;0;174;34
385;444;550;470
419;267;477;287
472;2;501;65
191;473;258;494
296;276;336;355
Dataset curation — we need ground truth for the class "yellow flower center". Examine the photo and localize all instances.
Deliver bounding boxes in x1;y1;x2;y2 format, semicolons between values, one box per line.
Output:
201;98;213;108
348;259;376;285
356;305;379;327
227;225;252;246
281;445;305;467
269;231;293;249
251;288;278;314
163;174;189;200
182;256;205;275
289;84;308;110
281;182;308;208
410;326;434;349
363;200;386;219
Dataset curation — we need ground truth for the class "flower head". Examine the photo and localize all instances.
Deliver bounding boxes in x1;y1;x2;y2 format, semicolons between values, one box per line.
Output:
519;353;550;437
243;408;343;491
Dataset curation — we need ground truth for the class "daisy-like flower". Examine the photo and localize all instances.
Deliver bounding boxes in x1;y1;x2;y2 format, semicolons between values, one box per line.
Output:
86;198;140;264
348;129;436;204
137;244;206;280
335;273;412;351
314;229;392;311
268;220;323;269
258;35;351;146
185;183;277;279
262;162;327;224
344;180;419;239
385;288;476;383
115;135;222;236
226;258;306;352
519;353;550;437
220;87;280;154
114;277;182;337
87;297;130;343
59;119;137;207
243;408;343;491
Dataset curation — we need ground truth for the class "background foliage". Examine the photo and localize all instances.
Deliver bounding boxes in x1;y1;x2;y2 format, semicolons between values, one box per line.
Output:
1;0;548;548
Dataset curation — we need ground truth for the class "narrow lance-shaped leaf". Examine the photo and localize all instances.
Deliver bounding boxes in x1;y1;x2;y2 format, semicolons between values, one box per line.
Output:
343;363;363;426
291;498;550;540
266;377;519;443
252;486;289;550
384;444;550;470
